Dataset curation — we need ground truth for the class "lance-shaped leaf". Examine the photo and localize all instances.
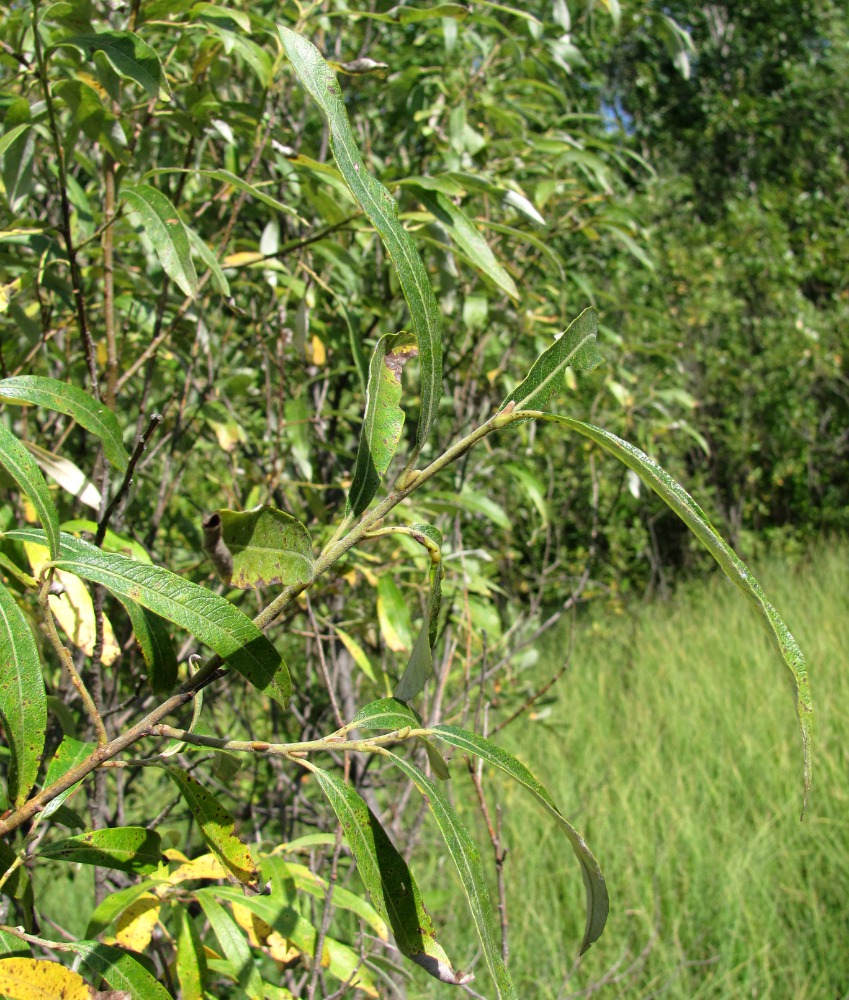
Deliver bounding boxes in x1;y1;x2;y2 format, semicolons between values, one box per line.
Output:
282;861;389;940
201;886;379;997
0;841;34;931
395;523;443;701
0;580;46;807
281;29;443;454
70;940;174;999
24;441;101;508
4;529;291;708
306;764;468;985
174;904;206;1000
201;504;313;590
122;184;198;298
501;308;602;413
121;598;178;693
334;3;470;22
149;168;304;221
414;187;518;299
168;769;260;892
195;892;264;999
347;333;418;517
0;375;129;471
38;826;165;875
350;697;421;732
0;958;94;999
384;750;516;999
41;736;94;819
52;31;171;101
431;725;608;953
0;423;60;557
532;412;814;800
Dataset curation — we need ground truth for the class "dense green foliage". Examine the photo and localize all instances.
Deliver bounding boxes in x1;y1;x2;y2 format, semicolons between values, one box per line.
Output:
0;0;836;995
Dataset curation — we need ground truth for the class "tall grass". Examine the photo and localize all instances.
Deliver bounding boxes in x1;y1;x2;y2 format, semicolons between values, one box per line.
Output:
409;541;848;999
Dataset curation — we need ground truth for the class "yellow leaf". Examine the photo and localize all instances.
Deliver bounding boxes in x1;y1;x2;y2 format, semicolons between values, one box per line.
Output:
25;543;120;665
307;334;326;365
222;251;264;267
160;852;227;893
0;958;95;999
115;893;161;952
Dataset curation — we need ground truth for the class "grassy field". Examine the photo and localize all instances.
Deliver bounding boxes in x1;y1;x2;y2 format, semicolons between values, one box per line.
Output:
408;541;848;999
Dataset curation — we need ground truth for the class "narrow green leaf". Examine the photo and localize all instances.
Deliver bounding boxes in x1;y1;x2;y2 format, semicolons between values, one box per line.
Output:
203;886;379;997
415;188;518;299
85;879;167;939
533;412;814;801
4;529;291;708
61;519;152;563
501;308;602;413
307;765;469;985
71;940;174;999
394;621;431;703
195;892;264;999
281;28;443;453
53;31;171;101
0;928;28;958
431;725;608;952
121;598;178;693
0;580;46;807
350;697;421;732
0;423;60;558
122;183;198;298
186;226;230;296
174;904;206;1000
168;768;260;892
327;623;388;691
331;3;470;22
148;168;304;221
347;333;418;517
384;751;516;999
282;861;389;941
38;827;165;875
0;841;34;931
0;124;30;160
41;735;93;819
201;504;313;590
0;375;129;472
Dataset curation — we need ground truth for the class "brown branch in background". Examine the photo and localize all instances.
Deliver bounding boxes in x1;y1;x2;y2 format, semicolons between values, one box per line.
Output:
30;0;99;398
95;412;163;547
102;155;118;408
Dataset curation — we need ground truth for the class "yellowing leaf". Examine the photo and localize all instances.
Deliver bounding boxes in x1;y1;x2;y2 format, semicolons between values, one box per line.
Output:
222;251;264;267
160;852;227;891
24;543;120;665
115;893;161;952
0;958;94;999
307;334;326;365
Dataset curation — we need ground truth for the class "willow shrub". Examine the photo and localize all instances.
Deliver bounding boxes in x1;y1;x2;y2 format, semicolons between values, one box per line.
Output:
0;13;811;1000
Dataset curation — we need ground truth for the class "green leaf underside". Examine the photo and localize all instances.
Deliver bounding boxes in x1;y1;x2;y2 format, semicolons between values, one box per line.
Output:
532;412;813;800
431;725;608;953
351;697;421;732
308;765;468;984
0;581;46;807
394;621;432;702
0;376;129;470
0;423;60;558
198;886;379;996
70;940;174;999
38;827;164;874
42;736;94;819
347;333;417;517
52;31;171;101
281;29;443;453
122;183;198;298
194;893;264;999
213;504;313;589
3;529;291;708
501;307;602;413
168;769;260;891
384;751;516;999
415;187;518;299
121;598;178;693
174;904;206;1000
